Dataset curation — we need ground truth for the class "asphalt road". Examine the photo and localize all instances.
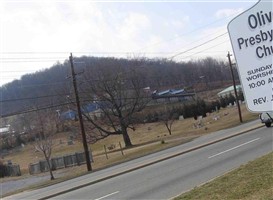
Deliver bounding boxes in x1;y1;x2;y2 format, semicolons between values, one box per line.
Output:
49;126;272;200
3;120;272;200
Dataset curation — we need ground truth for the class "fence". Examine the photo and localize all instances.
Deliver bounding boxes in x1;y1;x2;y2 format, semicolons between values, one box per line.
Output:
29;151;93;175
0;164;21;177
103;142;124;159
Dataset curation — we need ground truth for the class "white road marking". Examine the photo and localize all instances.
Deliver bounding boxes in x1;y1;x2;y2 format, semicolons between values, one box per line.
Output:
94;191;120;200
208;138;260;159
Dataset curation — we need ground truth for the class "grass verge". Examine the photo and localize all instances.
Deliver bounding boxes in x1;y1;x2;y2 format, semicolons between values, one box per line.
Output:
174;152;273;200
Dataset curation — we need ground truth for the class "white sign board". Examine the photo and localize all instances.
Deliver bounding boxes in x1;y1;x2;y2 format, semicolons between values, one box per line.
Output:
228;0;273;112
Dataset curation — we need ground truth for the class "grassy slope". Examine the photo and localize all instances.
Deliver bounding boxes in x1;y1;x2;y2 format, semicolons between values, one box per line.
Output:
175;153;273;200
2;105;258;173
1;104;270;199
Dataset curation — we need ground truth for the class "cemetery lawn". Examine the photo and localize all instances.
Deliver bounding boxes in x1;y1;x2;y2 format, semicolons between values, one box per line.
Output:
2;105;259;179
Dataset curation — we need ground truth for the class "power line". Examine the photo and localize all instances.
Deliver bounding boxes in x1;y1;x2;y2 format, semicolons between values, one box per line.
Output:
0;26;231;88
137;14;234;52
0;51;205;55
0;72;184;89
1;87;198;114
0;50;228;57
1;60;66;63
178;39;230;61
0;7;244;64
0;31;229;61
0;102;73;118
0;93;70;103
169;32;228;60
0;96;150;118
0;52;70;54
0;57;68;60
0;92;152;104
0;60;232;101
1;80;70;88
1;70;37;73
0;32;229;63
0;92;197;118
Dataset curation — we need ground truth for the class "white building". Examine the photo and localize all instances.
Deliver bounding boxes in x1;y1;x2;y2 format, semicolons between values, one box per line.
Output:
217;85;242;98
0;126;10;136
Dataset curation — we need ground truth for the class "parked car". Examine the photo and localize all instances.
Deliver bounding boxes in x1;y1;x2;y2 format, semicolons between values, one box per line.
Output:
260;112;273;127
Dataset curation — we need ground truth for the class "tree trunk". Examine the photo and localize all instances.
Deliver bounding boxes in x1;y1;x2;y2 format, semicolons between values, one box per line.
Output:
49;169;55;180
45;157;55;180
164;121;172;135
121;127;132;148
166;125;172;135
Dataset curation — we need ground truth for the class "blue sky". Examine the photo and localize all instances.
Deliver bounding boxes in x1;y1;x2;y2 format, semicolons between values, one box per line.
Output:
0;0;257;86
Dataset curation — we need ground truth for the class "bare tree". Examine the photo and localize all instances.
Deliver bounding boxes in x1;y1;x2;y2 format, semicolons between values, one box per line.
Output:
31;109;57;180
77;63;150;148
160;107;179;136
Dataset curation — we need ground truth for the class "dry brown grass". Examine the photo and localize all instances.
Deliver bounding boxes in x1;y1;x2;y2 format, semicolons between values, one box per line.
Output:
1;104;259;181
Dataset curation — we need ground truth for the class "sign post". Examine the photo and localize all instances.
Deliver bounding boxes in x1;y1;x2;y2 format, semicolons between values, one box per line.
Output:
228;0;273;112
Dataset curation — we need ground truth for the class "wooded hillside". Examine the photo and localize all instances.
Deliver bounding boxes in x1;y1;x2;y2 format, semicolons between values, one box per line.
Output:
0;56;238;117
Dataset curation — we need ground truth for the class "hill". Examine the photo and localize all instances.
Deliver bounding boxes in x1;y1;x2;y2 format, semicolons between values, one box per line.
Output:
0;56;237;118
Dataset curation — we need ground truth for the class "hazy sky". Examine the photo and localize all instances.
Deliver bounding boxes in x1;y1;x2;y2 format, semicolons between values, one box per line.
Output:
0;0;256;86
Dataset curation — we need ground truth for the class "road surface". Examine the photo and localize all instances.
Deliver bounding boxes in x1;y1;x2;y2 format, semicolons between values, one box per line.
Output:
50;126;272;200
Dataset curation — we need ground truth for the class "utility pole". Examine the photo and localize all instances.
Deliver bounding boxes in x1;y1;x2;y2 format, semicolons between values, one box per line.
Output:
227;52;243;123
69;53;92;171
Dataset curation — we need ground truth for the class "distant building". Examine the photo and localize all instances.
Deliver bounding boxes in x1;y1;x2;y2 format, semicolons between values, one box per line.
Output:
59;102;102;121
152;88;195;103
82;103;102;119
143;86;151;93
0;126;10;136
60;110;77;121
217;85;242;98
